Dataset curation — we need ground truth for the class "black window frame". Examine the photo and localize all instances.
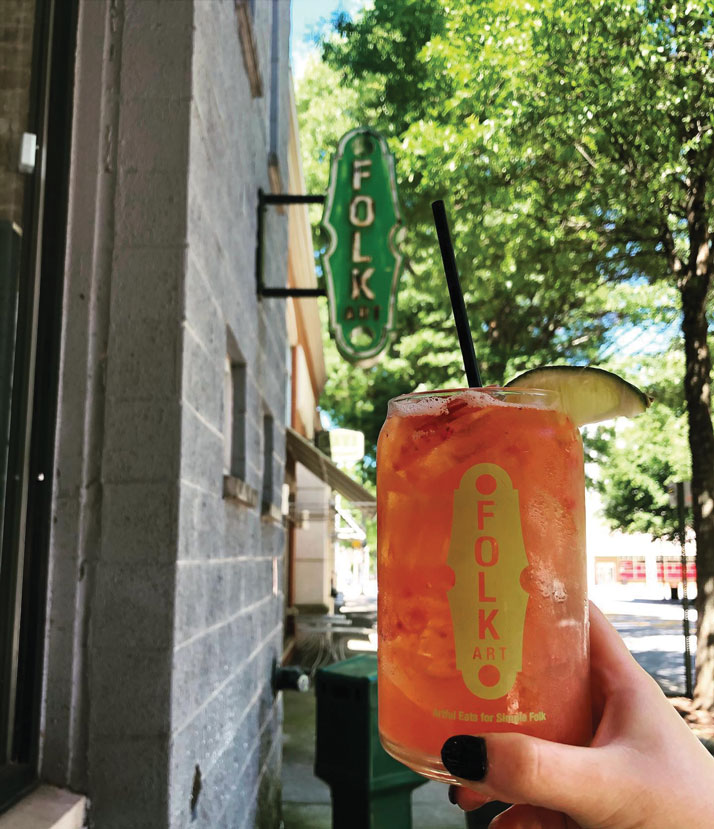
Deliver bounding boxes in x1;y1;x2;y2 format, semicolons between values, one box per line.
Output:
224;334;249;483
0;0;77;813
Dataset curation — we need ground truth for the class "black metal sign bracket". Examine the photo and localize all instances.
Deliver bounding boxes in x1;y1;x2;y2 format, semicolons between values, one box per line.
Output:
256;188;327;298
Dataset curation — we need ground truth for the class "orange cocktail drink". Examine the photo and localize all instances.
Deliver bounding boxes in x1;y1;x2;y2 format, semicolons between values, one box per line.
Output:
377;387;591;781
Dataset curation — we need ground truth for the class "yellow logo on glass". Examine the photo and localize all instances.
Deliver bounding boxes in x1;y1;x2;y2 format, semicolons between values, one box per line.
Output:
447;464;529;699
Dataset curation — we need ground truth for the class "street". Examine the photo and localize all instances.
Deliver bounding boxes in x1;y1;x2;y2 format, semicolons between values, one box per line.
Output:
593;592;697;696
339;590;699;698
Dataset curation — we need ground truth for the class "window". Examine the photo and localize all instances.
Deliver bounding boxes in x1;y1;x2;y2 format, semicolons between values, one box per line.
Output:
0;0;76;811
223;342;257;508
262;412;274;513
235;0;263;98
223;350;247;482
267;0;281;192
261;411;282;524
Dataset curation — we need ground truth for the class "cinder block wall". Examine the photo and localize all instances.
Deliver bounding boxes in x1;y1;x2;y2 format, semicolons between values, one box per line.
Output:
43;1;291;827
44;4;194;827
85;1;194;825
170;0;290;826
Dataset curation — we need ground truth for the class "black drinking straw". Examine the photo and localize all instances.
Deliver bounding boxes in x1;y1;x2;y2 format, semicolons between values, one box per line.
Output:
431;200;483;388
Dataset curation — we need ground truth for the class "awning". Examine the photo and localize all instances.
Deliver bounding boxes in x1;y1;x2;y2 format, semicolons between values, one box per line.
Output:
286;427;376;514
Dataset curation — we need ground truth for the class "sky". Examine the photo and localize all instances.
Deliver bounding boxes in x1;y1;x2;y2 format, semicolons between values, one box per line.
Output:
290;0;367;78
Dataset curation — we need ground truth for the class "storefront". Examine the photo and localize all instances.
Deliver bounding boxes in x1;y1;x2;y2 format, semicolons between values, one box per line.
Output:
0;2;346;826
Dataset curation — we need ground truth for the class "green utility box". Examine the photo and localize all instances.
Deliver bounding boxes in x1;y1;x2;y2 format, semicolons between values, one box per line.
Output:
315;654;427;829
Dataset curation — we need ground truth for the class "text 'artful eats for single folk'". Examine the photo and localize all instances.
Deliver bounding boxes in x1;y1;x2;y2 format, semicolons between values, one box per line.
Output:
432;709;547;723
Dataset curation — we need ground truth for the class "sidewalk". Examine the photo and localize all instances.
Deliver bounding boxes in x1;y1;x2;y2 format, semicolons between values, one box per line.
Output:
280;597;701;828
280;687;467;829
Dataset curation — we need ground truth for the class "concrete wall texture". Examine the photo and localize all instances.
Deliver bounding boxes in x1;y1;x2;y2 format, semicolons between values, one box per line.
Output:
43;2;291;827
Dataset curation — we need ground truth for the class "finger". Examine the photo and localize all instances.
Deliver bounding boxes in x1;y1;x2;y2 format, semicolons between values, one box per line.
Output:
490;805;576;829
588;602;665;740
449;785;492;811
442;732;611;822
589;602;655;692
589;601;634;723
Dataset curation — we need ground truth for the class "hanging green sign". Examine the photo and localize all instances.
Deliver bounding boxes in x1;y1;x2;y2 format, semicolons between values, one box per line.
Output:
322;128;403;364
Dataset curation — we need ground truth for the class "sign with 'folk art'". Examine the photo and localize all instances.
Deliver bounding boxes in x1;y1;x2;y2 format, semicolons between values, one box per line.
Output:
322;128;403;364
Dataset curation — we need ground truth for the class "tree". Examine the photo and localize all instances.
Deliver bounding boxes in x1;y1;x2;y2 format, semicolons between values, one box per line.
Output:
296;35;667;482
591;348;691;539
596;403;690;538
519;6;714;710
306;0;714;709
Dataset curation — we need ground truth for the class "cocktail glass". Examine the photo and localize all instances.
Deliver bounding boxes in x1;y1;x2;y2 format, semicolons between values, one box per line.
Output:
377;387;591;782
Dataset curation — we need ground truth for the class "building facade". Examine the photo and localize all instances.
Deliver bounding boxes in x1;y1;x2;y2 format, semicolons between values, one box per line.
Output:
585;491;697;601
1;1;321;826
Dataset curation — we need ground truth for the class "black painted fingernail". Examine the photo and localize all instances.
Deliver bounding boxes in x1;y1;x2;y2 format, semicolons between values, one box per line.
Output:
441;735;488;781
448;785;459;805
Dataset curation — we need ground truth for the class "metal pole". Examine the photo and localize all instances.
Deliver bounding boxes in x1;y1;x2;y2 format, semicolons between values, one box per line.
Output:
677;481;694;698
261;194;325;205
260;287;326;298
255;188;266;297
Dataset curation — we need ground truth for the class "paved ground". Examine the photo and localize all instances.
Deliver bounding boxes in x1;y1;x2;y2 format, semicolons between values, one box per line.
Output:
593;595;696;696
280;688;468;829
280;595;697;829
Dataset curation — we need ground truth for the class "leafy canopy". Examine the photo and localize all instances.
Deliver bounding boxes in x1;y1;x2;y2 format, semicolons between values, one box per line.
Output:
296;1;697;484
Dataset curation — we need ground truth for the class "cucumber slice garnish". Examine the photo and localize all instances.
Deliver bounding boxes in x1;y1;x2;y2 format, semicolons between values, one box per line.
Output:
505;365;652;427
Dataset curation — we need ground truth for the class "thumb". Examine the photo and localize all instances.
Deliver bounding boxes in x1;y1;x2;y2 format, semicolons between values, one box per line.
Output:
442;733;612;824
490;805;577;829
